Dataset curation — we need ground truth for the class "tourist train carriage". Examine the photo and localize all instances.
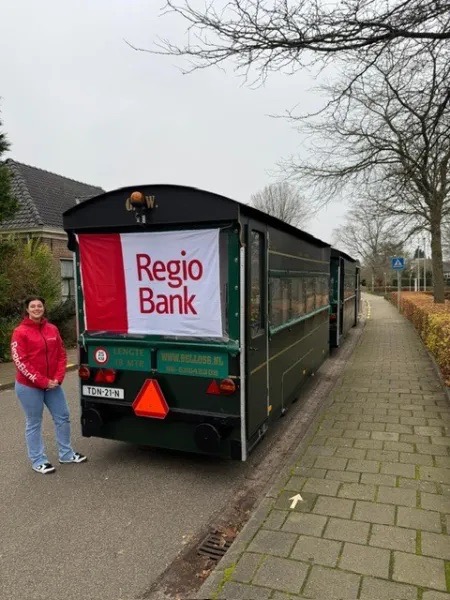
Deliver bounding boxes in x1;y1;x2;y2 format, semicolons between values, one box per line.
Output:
63;185;334;460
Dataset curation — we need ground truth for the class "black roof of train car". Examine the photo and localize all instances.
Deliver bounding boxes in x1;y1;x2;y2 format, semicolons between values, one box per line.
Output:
63;184;330;250
331;247;359;263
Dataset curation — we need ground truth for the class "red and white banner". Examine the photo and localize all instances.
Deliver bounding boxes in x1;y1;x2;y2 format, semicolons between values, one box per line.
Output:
77;229;223;337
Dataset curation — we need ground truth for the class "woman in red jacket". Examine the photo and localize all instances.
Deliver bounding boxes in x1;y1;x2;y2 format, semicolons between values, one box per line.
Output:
11;296;87;474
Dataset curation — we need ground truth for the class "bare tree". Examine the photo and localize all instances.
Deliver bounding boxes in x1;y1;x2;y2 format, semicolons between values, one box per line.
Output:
332;202;404;288
147;0;450;79
249;181;312;228
284;44;450;302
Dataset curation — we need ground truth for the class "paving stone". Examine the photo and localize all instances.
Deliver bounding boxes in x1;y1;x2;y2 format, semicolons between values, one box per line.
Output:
346;459;380;473
218;581;271;599
302;565;360;598
312;496;354;519
432;437;450;447
381;462;416;478
284;476;307;491
417;444;450;456
325;437;354;448
247;529;298;557
339;542;390;578
353;501;395;525
343;430;372;439
435;456;450;468
401;416;428;426
359;576;418;599
420;492;450;513
422;591;450;600
377;485;417;507
334;447;367;460
338;483;376;501
369;524;416;552
374;415;400;424
281;512;327;536
304;445;335;457
313;456;349;471
366;449;399;461
302;478;340;497
361;473;397;487
372;431;400;441
359;423;387;432
252;555;308;594
421;532;450;560
264;511;289;530
393;551;447;590
354;439;384;450
385;423;415;434
290;535;341;567
415;426;445;437
231;553;263;583
402;434;432;444
293;467;327;479
324;517;370;543
325;470;360;483
397;507;442;533
275;491;317;513
420;467;450;484
398;478;439;493
400;452;435;466
384;441;415;452
270;592;299;600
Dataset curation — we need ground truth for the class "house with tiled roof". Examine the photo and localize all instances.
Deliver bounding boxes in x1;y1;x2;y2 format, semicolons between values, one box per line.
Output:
1;159;103;298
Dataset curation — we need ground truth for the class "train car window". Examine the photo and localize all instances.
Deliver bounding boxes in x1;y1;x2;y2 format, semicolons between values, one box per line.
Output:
291;277;305;318
250;230;264;336
305;277;315;312
316;276;329;308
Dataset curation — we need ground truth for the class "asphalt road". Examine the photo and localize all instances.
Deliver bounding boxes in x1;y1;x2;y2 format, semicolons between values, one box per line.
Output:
0;373;253;600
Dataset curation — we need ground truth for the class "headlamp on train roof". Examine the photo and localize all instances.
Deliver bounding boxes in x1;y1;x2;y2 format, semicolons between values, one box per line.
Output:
129;191;146;207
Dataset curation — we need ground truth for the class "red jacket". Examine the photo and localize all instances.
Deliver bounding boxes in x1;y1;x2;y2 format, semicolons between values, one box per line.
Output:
11;317;67;390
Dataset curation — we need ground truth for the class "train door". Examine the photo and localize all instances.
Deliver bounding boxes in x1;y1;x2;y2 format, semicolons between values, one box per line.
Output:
338;257;344;343
246;224;269;440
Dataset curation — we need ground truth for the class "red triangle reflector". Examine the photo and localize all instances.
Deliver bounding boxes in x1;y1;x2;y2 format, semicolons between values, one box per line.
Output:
132;379;169;419
206;380;221;395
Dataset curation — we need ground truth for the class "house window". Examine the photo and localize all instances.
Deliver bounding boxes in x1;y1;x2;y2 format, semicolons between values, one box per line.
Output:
60;259;75;300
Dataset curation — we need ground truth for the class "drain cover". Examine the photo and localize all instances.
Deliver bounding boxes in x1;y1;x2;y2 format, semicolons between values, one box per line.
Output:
197;531;233;561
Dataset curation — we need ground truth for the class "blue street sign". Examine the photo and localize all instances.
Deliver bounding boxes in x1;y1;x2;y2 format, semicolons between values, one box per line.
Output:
391;257;405;270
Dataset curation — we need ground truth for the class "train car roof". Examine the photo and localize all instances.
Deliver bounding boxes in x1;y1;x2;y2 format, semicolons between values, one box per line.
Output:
331;247;359;263
63;183;330;249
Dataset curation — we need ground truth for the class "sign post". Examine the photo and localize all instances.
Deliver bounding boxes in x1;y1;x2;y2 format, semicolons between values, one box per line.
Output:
391;257;405;311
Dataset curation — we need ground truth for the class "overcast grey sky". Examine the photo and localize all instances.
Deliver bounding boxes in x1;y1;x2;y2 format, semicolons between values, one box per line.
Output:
0;0;348;243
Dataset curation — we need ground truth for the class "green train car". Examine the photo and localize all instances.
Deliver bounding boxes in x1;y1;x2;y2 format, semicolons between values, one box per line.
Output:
329;248;360;348
63;185;332;460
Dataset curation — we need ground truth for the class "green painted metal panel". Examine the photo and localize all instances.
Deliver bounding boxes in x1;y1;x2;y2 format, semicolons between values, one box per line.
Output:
157;349;228;378
88;345;151;371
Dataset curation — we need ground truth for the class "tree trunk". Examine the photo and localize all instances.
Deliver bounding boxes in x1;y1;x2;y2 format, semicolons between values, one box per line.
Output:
430;220;445;303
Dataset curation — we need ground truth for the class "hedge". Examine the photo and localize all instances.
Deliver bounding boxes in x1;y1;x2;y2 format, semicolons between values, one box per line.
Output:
389;292;450;386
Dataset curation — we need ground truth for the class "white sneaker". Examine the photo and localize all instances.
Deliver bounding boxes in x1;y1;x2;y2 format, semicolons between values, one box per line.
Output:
33;462;56;474
59;452;87;464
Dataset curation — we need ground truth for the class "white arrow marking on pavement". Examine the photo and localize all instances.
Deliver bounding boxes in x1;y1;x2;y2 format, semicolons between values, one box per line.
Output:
289;493;304;509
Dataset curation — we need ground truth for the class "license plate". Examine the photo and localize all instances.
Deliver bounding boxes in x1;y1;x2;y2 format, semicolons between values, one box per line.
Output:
82;385;124;399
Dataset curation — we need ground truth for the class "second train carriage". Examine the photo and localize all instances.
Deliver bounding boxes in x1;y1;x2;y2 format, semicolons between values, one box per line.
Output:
63;185;354;460
329;248;360;348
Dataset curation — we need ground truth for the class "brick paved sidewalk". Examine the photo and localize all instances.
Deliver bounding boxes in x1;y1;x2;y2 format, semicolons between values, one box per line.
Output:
197;294;450;599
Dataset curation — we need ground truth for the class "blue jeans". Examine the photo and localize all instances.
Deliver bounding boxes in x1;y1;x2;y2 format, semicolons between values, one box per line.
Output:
15;382;74;468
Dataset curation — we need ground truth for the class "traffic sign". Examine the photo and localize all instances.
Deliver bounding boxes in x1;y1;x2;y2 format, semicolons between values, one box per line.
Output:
391;257;405;270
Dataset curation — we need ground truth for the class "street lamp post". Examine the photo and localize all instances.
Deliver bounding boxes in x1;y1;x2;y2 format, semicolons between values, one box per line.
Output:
423;236;427;292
